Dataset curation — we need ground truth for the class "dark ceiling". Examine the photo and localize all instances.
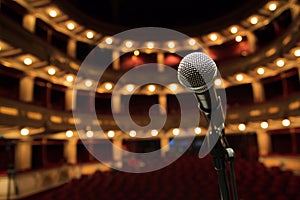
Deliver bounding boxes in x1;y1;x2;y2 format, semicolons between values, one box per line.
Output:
65;0;268;31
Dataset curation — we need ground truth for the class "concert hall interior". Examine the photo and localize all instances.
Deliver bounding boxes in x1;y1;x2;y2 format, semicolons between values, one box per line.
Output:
0;0;300;199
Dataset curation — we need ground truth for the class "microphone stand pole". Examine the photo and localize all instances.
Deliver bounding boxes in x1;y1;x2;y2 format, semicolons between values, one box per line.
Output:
209;128;238;200
200;99;239;200
209;128;231;200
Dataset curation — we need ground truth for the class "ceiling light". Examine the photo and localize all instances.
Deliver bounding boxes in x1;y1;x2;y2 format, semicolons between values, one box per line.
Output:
85;80;93;87
209;33;218;41
260;121;269;129
148;84;156;92
282;119;290;127
168;41;175;49
151;129;158;136
276;59;285;67
67;22;75;30
66;130;74;138
147;42;154;49
126;84;135;92
268;3;277;11
294;49;300;57
235;74;244;82
105;37;113;45
86;31;94;39
172;128;180;136
230;26;238;34
235;35;243;42
238;123;246;131
23;57;32;65
47;67;56;75
256;67;265;75
66;74;74;82
214;78;222;86
86;130;94;138
129;130;136;137
48;9;57;17
125;41;133;48
250;16;258;25
107;130;115;138
134;50;140;56
188;39;196;46
194;127;201;135
104;82;113;90
168;83;178;92
20;128;29;136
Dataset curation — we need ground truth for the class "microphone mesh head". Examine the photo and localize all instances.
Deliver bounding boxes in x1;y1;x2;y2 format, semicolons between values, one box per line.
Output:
177;52;217;93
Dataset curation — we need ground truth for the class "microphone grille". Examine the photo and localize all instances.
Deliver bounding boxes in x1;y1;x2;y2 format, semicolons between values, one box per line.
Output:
177;52;217;93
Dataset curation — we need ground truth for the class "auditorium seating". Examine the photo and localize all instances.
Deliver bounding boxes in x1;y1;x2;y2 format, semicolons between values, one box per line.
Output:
22;155;300;200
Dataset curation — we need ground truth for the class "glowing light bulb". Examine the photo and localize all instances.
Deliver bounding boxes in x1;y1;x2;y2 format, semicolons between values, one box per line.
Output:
20;128;29;136
129;130;136;137
194;127;201;134
172;128;180;136
188;39;196;46
282;119;290;127
67;22;75;30
49;9;57;17
23;57;33;65
107;130;115;138
105;37;113;45
66;130;73;138
105;82;113;90
268;3;277;11
151;129;158;136
257;67;265;75
230;26;238;34
250;16;258;25
238;123;246;131
47;68;56;75
86;31;94;39
260;121;269;129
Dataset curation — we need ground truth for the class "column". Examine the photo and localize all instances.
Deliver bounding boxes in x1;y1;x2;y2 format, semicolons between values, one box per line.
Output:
67;39;77;58
65;88;75;111
111;93;121;113
19;76;34;102
160;136;170;157
112;139;123;162
64;138;78;164
23;14;36;33
252;81;265;103
256;130;272;156
112;51;120;70
15;139;32;171
157;52;165;72
158;94;167;114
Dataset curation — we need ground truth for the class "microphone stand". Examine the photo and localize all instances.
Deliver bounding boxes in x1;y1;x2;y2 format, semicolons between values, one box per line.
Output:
209;128;239;200
199;99;239;200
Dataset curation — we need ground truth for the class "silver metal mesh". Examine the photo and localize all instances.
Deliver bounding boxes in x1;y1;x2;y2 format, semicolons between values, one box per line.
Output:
177;52;217;93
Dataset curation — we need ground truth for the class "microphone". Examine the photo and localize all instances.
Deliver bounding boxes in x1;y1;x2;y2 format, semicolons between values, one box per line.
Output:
177;52;224;128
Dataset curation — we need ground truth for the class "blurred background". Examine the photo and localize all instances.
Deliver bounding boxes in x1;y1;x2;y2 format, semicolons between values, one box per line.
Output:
0;0;300;199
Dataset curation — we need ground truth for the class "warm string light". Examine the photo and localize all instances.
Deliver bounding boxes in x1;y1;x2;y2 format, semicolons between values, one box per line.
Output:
20;128;29;136
66;130;73;138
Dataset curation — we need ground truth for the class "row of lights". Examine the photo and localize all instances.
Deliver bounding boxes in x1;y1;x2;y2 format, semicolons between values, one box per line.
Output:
47;8;95;40
232;48;300;82
44;1;279;45
206;2;278;43
104;38;197;49
237;118;291;131
64;127;202;138
86;81;179;93
19;118;292;137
